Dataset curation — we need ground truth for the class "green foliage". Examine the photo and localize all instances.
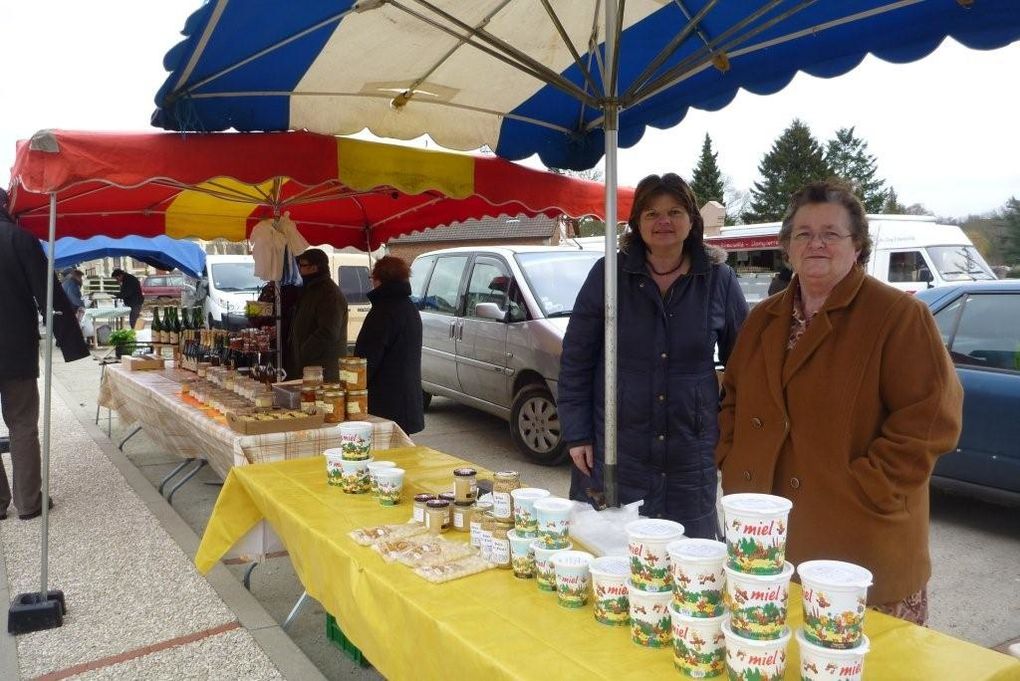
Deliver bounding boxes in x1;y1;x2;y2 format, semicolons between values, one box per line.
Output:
108;328;136;347
691;133;726;207
1000;196;1020;263
824;127;887;212
883;187;907;214
744;119;831;223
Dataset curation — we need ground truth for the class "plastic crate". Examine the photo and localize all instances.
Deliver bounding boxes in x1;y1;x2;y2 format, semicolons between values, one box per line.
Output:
325;614;370;667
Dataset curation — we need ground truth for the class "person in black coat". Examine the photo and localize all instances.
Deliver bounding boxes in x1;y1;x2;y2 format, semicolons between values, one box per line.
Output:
558;174;748;538
354;256;424;435
291;248;348;382
111;268;144;329
0;189;90;519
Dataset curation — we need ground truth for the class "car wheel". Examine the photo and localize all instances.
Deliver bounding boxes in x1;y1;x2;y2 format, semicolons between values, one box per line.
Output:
510;384;566;466
422;390;433;412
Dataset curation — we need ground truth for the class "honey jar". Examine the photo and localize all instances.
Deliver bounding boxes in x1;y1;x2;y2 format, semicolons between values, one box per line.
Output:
324;390;346;424
492;471;521;521
340;356;368;391
453;467;477;503
470;501;492;548
425;499;451;535
413;493;437;524
452;501;474;533
346;389;368;419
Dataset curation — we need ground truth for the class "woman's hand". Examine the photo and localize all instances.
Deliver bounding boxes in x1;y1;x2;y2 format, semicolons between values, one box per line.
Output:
569;444;594;476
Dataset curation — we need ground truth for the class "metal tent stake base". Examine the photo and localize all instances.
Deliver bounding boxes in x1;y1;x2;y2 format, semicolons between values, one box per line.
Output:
8;589;65;635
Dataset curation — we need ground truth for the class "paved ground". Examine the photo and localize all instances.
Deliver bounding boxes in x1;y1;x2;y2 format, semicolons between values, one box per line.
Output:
4;346;1017;678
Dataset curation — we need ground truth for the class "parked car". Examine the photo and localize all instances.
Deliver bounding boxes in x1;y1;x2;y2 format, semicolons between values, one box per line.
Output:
410;246;603;465
917;280;1020;503
141;273;196;302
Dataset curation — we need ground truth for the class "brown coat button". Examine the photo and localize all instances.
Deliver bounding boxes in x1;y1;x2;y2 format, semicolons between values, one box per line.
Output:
790;477;801;489
743;470;752;481
751;417;763;429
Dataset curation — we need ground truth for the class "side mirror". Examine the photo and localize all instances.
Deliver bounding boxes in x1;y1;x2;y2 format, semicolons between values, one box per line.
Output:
918;267;934;284
473;302;506;321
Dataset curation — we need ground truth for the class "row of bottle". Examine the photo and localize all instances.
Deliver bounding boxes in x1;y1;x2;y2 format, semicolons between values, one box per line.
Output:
152;306;204;345
180;328;278;382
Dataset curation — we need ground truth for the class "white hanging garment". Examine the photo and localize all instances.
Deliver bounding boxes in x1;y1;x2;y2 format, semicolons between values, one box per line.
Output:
251;212;309;281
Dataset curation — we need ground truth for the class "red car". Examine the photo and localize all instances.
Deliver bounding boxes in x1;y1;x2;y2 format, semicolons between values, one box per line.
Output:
141;274;196;302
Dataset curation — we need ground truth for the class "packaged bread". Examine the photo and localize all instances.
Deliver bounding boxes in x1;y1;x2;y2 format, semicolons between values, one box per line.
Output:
348;523;426;546
396;537;476;568
373;534;432;563
415;554;494;583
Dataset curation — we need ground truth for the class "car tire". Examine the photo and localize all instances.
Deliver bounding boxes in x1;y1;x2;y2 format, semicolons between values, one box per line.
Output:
422;390;433;412
509;384;566;466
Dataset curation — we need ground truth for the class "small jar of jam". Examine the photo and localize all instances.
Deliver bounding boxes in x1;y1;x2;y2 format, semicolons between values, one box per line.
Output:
413;493;437;524
470;501;493;549
452;501;474;533
453;467;477;503
492;471;521;521
425;499;451;535
324;390;346;424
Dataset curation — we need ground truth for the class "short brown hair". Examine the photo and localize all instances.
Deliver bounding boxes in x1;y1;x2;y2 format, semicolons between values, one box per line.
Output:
620;173;704;253
371;255;411;285
779;179;872;265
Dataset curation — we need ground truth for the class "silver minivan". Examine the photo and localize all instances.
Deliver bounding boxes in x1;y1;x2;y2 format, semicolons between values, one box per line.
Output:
410;246;603;465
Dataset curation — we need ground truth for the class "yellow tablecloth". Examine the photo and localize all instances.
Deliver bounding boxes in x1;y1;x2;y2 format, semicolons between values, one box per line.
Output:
196;448;1020;681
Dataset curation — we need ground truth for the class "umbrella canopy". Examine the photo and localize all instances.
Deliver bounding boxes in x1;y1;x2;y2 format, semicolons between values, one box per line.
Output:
152;1;1020;170
42;235;206;279
8;130;631;249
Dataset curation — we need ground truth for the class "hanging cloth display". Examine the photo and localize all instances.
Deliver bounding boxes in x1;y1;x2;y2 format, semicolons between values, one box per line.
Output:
251;212;309;281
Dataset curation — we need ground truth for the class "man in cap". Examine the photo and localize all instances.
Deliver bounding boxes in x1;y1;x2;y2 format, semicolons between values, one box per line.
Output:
110;267;144;329
290;248;348;382
0;188;90;519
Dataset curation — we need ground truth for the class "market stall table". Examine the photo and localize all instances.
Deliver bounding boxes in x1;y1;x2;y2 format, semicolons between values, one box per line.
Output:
196;450;1020;681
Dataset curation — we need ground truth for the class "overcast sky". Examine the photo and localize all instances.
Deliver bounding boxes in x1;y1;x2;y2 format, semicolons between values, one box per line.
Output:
3;1;1018;219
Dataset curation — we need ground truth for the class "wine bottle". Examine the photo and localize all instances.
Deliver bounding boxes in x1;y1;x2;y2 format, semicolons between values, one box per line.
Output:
168;308;179;345
151;306;162;345
160;307;171;344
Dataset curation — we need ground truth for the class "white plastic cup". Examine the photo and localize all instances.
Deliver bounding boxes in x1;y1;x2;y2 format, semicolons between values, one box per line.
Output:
797;628;870;681
507;529;536;579
338;457;372;494
324;448;344;487
721;618;790;681
533;497;573;549
625;518;685;593
724;561;795;640
532;539;572;592
338;421;373;460
670;603;726;678
668;538;727;618
510;487;551;537
590;556;631;627
375;467;405;506
797;560;873;649
366;460;397;495
720;493;792;575
551;550;595;608
627;579;673;648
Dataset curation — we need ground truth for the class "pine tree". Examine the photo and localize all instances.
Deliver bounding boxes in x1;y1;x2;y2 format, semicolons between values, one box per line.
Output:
1001;196;1020;263
883;187;907;214
690;133;726;207
744;119;831;223
824;127;888;212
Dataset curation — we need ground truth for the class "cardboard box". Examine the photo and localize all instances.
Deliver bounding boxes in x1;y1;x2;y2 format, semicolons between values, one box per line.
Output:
225;409;325;435
272;383;303;409
122;355;166;371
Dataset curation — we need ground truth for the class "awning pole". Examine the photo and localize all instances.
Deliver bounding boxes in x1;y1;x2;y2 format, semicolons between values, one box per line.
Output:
602;0;620;509
40;192;57;594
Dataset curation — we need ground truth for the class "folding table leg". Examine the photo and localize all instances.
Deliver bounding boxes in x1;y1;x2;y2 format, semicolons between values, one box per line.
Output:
117;425;142;451
165;459;208;505
243;562;258;591
157;459;194;495
282;591;310;631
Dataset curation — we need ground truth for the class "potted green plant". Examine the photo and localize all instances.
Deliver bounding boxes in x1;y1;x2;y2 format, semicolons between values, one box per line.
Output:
108;328;137;358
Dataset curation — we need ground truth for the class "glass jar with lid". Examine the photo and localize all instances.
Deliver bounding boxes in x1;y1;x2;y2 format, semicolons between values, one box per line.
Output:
492;471;521;521
425;499;451;535
346;389;368;419
340;356;368;391
302;365;324;388
453;467;478;503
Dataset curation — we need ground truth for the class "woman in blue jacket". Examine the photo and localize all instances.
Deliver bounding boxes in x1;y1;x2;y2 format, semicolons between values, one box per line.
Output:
558;173;747;538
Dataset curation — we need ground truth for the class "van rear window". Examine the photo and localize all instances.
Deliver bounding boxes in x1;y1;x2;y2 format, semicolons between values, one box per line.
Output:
339;266;371;303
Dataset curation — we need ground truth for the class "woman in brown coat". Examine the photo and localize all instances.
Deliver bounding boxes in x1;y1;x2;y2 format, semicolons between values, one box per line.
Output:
716;180;963;625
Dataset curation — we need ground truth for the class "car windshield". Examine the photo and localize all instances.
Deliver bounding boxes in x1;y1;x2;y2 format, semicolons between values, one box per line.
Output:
515;251;602;318
928;246;996;281
211;262;265;292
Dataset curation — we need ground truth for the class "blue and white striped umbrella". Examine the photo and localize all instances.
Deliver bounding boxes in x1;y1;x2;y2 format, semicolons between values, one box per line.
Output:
154;0;1020;170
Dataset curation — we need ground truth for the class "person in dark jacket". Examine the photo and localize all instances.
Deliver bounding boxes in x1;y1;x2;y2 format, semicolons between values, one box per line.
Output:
111;268;144;329
354;256;424;435
290;248;348;382
768;265;793;296
0;189;90;519
61;269;86;315
558;173;748;538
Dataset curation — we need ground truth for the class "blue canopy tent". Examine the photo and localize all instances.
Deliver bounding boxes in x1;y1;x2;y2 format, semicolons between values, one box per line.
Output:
149;1;1020;509
41;234;206;279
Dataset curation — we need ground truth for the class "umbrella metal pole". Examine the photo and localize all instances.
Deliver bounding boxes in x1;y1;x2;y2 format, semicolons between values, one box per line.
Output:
275;282;284;381
40;192;57;595
602;0;620;510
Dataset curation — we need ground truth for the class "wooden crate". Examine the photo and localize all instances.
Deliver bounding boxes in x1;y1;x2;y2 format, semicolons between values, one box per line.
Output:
225;409;325;435
121;355;166;371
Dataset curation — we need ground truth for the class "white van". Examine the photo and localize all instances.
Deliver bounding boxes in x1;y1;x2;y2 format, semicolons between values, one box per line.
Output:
328;251;374;345
705;215;996;304
200;255;266;327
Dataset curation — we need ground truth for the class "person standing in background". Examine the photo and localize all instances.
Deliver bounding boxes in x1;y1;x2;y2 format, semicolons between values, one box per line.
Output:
61;269;86;321
111;267;144;329
0;188;90;520
354;256;424;435
290;248;347;382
